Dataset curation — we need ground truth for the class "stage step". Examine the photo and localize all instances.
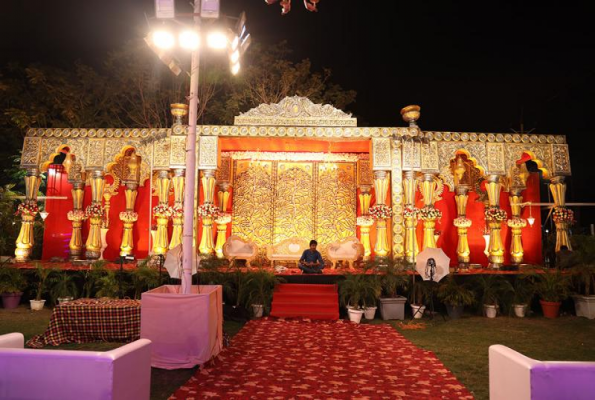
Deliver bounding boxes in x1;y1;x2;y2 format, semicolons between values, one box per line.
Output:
270;284;339;320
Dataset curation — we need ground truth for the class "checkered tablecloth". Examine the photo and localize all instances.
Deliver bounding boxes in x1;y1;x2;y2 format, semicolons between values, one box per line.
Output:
27;298;141;348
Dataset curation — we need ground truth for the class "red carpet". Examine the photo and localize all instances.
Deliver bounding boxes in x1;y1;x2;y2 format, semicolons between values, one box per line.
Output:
170;318;473;399
270;284;339;320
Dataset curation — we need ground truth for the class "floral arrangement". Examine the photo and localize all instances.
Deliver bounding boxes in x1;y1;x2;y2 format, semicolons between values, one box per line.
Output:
170;204;184;218
453;216;472;228
418;206;442;221
215;213;232;225
368;204;393;220
85;204;105;218
402;205;419;219
153;204;172;217
67;209;87;221
15;203;39;217
356;215;375;226
552;207;575;224
197;203;221;219
484;206;507;222
507;217;527;228
119;211;139;222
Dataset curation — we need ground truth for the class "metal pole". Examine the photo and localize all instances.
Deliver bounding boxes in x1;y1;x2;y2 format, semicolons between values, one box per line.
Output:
182;1;201;294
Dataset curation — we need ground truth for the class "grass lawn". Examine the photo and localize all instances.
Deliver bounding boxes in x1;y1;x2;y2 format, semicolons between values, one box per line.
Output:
2;307;595;400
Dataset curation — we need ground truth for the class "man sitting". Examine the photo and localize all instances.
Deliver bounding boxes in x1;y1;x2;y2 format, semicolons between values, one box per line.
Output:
299;240;325;274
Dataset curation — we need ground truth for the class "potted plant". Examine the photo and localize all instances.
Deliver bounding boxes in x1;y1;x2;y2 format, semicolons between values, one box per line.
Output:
473;275;513;318
81;261;107;298
30;263;56;310
570;235;595;319
376;259;409;320
0;265;26;309
361;275;382;319
50;271;79;305
437;276;475;319
511;274;536;318
535;268;570;318
131;260;160;299
409;279;431;319
339;274;377;323
242;269;280;318
95;270;121;298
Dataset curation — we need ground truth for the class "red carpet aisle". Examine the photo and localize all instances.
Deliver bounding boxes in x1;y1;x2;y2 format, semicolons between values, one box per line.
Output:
170;318;473;399
270;284;340;320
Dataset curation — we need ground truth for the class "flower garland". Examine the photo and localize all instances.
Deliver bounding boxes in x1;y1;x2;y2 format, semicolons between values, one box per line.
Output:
418;206;442;221
119;211;139;222
552;207;575;224
453;216;472;228
153;204;172;218
403;205;419;219
85;204;105;218
507;217;527;228
368;204;393;220
356;215;375;226
215;213;232;225
67;209;87;222
15;203;39;217
197;203;221;219
170;204;183;218
484;206;507;222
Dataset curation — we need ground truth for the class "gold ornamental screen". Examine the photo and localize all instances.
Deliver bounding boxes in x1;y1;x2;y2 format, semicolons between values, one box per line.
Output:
231;159;356;250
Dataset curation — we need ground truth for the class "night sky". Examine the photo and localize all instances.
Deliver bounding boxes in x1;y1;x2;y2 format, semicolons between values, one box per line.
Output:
1;0;593;224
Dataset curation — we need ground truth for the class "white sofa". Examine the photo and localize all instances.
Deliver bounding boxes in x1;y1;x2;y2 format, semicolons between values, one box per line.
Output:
489;344;595;400
327;236;364;270
0;333;152;400
222;235;258;267
266;237;309;268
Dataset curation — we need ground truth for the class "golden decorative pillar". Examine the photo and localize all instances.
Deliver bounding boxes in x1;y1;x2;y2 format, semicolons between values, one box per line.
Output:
486;174;502;207
358;185;372;215
119;183;139;256
550;176;572;251
454;186;472;266
372;171;390;257
420;173;440;250
403;171;419;263
169;168;185;250
199;170;217;255
14;169;41;262
214;182;232;258
373;171;390;205
357;216;374;257
153;170;171;255
508;188;527;264
484;175;505;268
487;220;505;267
85;170;105;260
67;181;86;260
374;219;390;257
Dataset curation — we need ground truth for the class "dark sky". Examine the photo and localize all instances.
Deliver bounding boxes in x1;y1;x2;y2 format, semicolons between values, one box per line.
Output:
1;0;593;220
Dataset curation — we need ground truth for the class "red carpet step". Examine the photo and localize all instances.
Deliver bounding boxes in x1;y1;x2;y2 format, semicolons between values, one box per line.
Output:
270;283;339;320
170;318;473;399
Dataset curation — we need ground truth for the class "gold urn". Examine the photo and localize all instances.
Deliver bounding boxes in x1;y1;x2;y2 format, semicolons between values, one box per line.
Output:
400;105;421;125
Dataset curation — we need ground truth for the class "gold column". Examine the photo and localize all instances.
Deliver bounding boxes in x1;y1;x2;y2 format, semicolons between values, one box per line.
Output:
214;182;232;258
403;171;419;263
374;219;390;257
169;169;185;249
420;173;440;250
119;183;139;256
550;176;572;251
67;181;86;260
486;175;502;207
373;171;390;205
454;186;471;266
153;170;171;255
485;175;505;268
199;170;217;255
358;185;372;215
357;216;374;258
14;169;41;262
508;189;527;264
85;170;105;260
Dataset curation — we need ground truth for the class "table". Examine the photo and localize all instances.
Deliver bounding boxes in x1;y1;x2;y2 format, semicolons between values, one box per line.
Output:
27;298;141;348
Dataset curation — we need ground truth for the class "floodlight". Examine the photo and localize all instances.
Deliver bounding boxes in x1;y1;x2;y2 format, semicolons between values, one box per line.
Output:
207;31;228;49
179;30;200;50
153;30;175;49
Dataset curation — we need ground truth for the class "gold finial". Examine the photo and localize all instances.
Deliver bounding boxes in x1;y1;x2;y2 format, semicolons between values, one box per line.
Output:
171;103;189;125
400;105;421;126
454;156;466;185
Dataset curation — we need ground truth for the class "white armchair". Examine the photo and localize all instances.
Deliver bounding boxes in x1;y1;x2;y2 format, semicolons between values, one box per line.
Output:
327;236;364;270
222;235;258;267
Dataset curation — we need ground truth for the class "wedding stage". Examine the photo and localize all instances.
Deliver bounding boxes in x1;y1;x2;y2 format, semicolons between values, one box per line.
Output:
169;317;473;399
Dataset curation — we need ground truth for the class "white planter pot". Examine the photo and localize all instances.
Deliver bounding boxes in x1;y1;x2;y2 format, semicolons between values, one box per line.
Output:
411;304;426;319
363;306;377;320
573;295;595;319
347;308;364;324
252;304;264;318
513;304;528;318
484;304;499;318
57;297;74;305
30;299;46;311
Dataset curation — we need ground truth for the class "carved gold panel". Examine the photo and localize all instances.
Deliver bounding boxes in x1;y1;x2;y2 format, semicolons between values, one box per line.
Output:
198;136;218;169
391;140;405;256
21;137;42;168
372;138;392;170
86;139;106;169
486;143;506;175
421;141;439;173
357;159;373;186
551;144;571;176
216;155;232;182
402;139;422;170
153;138;170;169
169;136;186;167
